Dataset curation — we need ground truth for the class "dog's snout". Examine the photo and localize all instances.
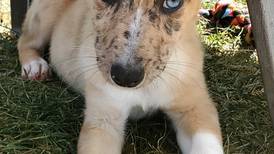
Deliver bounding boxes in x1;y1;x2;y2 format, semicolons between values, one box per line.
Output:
110;63;144;88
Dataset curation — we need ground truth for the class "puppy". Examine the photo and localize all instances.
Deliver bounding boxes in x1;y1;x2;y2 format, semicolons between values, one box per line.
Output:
18;0;224;153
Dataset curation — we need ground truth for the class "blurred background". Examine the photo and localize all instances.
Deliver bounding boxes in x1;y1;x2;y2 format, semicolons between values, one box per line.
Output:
0;0;11;33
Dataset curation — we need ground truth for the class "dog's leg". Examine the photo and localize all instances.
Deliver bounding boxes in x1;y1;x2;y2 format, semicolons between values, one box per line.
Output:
78;88;129;154
18;0;69;80
165;82;223;154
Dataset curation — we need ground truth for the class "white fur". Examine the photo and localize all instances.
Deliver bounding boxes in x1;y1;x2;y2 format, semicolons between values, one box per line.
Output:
86;71;174;116
120;8;143;64
189;132;224;154
22;58;49;79
176;128;192;154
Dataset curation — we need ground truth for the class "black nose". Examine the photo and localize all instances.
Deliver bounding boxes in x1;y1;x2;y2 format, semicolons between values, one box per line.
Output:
110;63;145;88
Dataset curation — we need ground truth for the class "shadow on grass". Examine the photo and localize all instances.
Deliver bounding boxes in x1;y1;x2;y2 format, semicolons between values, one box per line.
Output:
204;44;274;153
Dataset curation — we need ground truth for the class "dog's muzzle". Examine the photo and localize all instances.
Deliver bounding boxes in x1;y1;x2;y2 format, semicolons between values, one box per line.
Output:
110;62;144;88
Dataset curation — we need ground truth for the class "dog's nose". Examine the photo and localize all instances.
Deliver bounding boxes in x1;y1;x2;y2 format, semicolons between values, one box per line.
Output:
110;63;144;88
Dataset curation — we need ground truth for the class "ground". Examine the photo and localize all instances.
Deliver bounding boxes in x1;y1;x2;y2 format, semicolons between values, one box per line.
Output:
0;1;274;154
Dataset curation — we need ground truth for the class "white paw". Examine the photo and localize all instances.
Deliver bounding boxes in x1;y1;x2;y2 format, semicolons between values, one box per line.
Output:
21;58;51;80
189;133;224;154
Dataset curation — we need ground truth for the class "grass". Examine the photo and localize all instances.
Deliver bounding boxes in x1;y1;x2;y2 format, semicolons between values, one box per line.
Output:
1;1;274;154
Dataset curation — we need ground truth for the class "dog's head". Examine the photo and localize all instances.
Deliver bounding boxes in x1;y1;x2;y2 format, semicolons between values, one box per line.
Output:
92;0;200;88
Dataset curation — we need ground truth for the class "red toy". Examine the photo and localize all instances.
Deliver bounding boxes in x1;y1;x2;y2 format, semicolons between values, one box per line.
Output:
199;0;254;45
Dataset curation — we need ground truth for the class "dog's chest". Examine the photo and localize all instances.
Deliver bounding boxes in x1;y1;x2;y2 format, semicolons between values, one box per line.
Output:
103;79;174;113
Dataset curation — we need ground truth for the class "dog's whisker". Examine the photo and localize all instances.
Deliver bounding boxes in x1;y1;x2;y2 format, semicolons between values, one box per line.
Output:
161;70;188;88
165;67;204;90
68;64;103;86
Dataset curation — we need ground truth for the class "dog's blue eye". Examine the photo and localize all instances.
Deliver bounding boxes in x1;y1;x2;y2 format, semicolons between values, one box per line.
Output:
163;0;183;13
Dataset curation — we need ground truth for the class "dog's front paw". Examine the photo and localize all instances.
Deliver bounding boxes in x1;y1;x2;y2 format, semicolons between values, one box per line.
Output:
21;58;51;80
189;133;224;154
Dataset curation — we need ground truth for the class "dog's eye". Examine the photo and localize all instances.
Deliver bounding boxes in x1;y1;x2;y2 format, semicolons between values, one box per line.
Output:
162;0;183;13
102;0;116;6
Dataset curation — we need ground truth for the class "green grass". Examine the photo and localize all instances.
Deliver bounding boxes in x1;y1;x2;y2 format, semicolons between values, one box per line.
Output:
0;33;84;153
1;1;274;154
201;29;274;153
